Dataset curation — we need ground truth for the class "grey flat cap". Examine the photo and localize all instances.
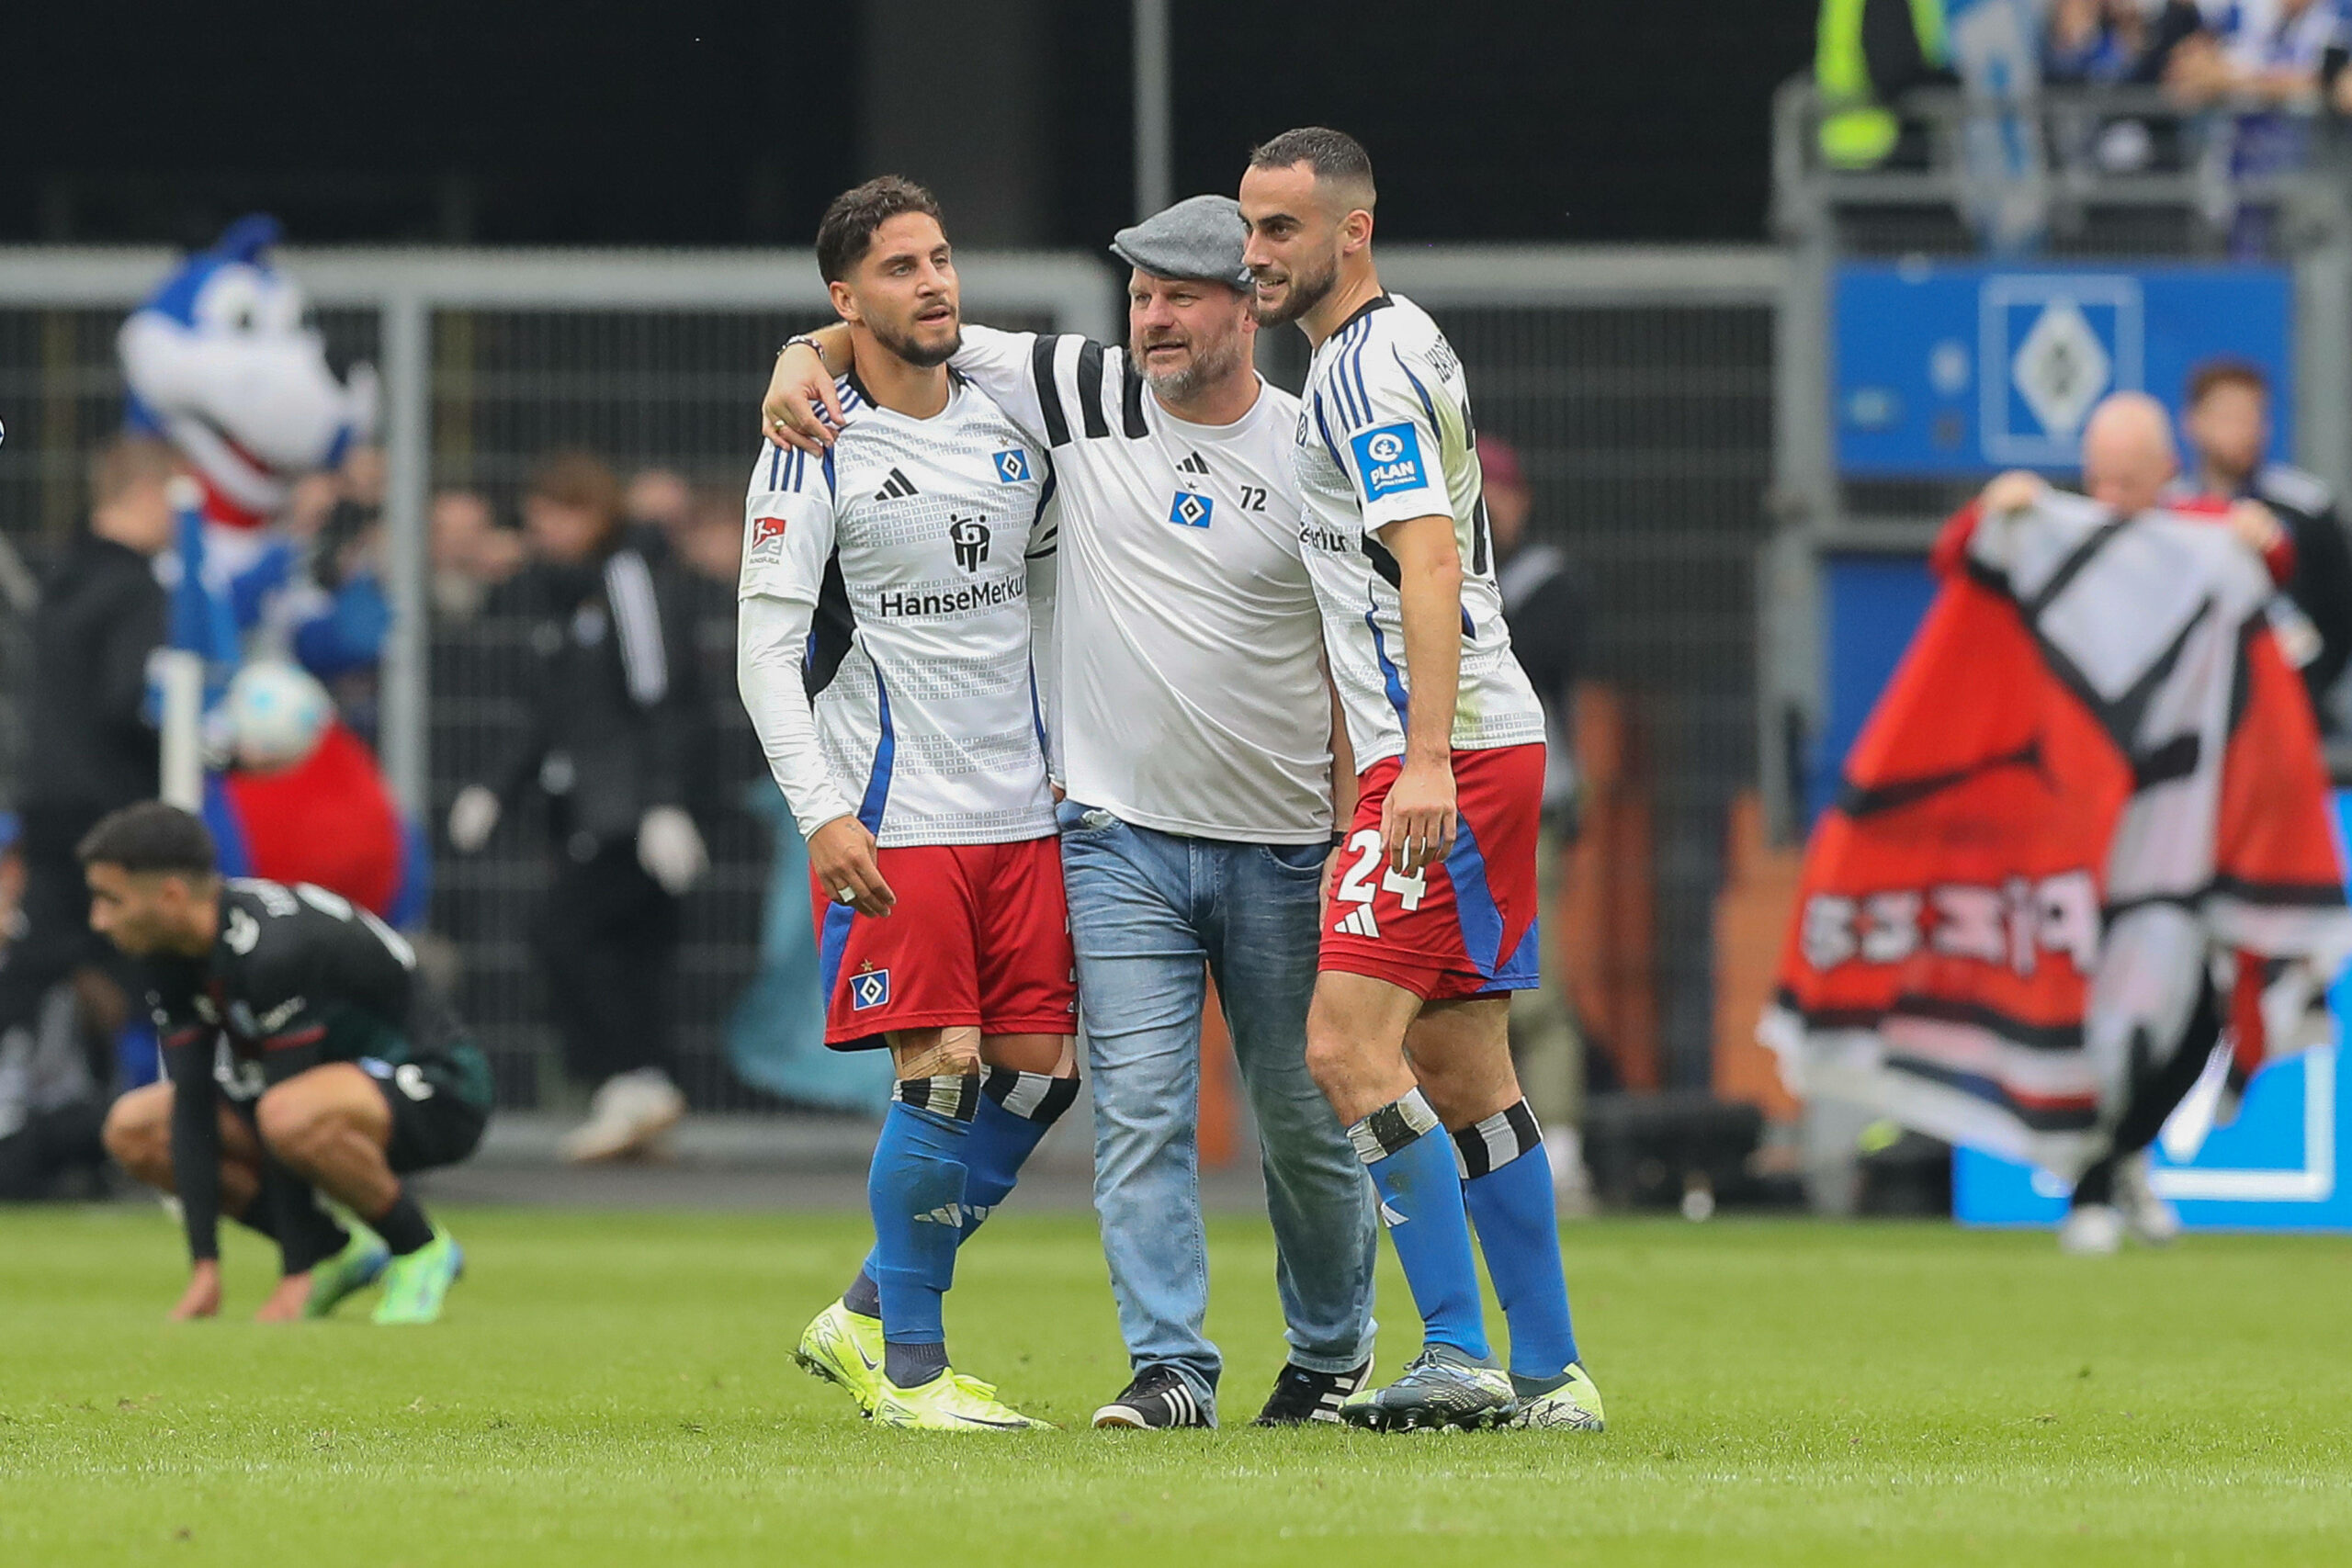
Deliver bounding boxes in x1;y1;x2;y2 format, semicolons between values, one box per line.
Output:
1109;194;1252;288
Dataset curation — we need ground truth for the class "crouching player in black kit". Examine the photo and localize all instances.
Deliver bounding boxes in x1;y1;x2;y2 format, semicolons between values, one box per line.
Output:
88;803;490;1324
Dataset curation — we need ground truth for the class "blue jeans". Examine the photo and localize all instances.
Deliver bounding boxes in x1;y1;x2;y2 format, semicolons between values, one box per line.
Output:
1058;799;1378;1420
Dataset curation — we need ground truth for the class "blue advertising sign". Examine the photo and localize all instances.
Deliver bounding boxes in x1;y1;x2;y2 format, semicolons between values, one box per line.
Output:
1834;261;2293;477
1953;791;2352;1233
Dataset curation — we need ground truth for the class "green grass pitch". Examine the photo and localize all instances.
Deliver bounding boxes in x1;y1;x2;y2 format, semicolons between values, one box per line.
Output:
5;1204;2350;1566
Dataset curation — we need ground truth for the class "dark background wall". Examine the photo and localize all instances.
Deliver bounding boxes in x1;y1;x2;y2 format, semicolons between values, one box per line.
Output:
5;1;1812;250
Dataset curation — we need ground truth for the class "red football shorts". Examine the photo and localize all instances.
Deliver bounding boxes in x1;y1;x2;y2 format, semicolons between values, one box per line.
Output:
812;836;1077;1049
1319;742;1544;1001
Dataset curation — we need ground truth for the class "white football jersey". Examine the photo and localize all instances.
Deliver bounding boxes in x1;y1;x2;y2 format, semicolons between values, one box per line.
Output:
1292;292;1544;768
737;372;1057;848
949;324;1333;844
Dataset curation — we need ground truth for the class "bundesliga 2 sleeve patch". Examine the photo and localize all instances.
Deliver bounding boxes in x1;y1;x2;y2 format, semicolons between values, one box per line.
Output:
1349;423;1430;501
748;513;790;562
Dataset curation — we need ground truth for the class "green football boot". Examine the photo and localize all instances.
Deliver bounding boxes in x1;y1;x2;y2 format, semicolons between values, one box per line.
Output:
1340;1345;1518;1432
872;1369;1053;1431
371;1231;464;1325
303;1224;391;1319
794;1299;887;1414
1510;1362;1606;1431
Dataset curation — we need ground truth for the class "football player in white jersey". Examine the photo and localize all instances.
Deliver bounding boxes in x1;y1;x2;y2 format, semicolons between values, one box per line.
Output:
737;177;1077;1431
761;197;1380;1431
1241;127;1603;1433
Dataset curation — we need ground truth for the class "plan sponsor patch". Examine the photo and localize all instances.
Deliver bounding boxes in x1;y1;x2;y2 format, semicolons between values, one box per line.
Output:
1348;423;1430;501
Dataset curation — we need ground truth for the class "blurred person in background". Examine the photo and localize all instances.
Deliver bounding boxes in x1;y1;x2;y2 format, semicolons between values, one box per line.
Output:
682;484;751;587
2178;358;2352;734
429;488;526;622
2047;0;2204;84
625;466;695;565
2166;0;2352;110
2044;0;2207;170
447;450;710;1161
0;436;174;1082
2165;0;2352;250
1478;437;1594;1207
0;812;124;1201
1976;391;2296;1252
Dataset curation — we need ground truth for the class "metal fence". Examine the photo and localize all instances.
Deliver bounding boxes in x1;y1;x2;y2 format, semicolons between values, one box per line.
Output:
0;243;1779;1104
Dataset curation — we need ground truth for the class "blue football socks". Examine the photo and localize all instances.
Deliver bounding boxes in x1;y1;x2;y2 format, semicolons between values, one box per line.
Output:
1350;1088;1491;1361
844;1068;1077;1322
866;1080;977;1384
1459;1100;1581;1380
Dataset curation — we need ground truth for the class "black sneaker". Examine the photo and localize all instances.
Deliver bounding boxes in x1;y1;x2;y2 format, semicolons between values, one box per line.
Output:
1252;1359;1373;1426
1091;1366;1213;1429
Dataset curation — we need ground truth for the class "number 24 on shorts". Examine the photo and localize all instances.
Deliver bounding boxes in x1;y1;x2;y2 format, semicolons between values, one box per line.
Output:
1335;828;1427;917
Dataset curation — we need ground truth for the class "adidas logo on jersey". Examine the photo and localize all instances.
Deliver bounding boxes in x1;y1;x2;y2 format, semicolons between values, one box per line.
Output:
1178;451;1210;476
873;468;920;501
1335;905;1380;940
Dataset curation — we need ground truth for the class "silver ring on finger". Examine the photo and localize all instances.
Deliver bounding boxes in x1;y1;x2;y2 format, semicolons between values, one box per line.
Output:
835;886;856;904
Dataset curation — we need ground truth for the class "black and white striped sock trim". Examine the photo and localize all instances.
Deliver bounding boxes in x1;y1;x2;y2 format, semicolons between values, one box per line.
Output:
1347;1087;1442;1165
982;1067;1080;1125
1453;1100;1544;1179
892;1075;982;1122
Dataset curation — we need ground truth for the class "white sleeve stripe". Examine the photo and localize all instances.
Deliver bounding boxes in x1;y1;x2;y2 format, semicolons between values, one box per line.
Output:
605;549;669;705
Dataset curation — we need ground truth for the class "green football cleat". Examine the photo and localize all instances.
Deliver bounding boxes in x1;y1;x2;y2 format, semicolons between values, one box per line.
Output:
872;1370;1054;1431
303;1224;390;1319
370;1232;463;1325
794;1299;887;1413
1340;1345;1518;1432
1510;1362;1606;1431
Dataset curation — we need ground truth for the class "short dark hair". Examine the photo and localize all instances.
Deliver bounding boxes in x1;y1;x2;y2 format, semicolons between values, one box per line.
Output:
1247;127;1376;209
2188;358;2268;407
525;449;622;521
89;434;177;512
816;176;944;284
77;802;219;879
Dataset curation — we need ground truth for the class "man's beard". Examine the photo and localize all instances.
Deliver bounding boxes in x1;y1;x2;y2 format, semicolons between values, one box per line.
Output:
1250;251;1337;328
1135;328;1250;403
872;315;960;368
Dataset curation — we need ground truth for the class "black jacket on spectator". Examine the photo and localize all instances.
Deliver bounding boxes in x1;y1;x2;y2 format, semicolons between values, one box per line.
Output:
20;533;164;817
2244;463;2352;732
1496;539;1588;825
481;542;708;850
0;530;165;1070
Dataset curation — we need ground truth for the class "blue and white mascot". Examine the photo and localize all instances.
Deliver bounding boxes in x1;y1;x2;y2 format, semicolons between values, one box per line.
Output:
117;214;378;628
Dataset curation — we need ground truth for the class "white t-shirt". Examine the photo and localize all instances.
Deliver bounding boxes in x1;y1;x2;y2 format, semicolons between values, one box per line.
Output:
736;372;1058;848
949;324;1334;845
1292;291;1544;768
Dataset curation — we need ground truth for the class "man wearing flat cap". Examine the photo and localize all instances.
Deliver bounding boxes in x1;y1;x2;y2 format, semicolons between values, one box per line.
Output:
764;195;1377;1430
